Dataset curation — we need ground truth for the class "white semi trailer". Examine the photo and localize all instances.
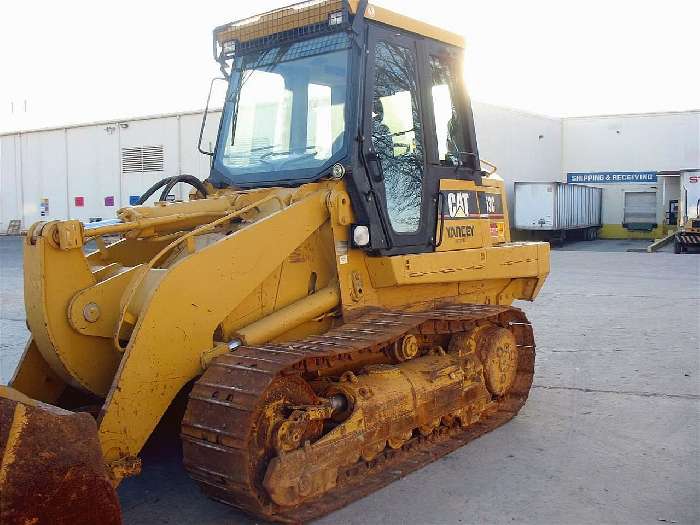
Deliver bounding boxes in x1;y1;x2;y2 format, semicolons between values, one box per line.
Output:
514;181;602;243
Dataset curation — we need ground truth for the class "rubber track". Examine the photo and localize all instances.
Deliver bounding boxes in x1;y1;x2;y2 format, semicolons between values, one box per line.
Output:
181;304;535;523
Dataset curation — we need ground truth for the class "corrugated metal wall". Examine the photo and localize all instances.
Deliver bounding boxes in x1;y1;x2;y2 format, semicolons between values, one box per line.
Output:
1;104;563;232
0;110;222;231
2;108;695;234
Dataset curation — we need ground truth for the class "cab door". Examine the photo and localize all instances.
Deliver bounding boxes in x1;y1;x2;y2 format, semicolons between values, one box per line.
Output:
360;24;482;255
362;25;435;254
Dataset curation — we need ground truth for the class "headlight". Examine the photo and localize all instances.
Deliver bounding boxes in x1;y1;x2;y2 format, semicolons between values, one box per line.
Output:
352;225;370;247
328;11;343;26
222;40;236;55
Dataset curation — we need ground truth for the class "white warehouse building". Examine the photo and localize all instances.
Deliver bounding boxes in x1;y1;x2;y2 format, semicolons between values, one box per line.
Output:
1;105;698;239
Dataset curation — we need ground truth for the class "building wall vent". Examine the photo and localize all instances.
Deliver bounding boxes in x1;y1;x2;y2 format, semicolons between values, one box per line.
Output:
121;145;164;173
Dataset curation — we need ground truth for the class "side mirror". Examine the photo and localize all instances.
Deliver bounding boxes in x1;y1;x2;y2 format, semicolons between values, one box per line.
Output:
198;77;227;156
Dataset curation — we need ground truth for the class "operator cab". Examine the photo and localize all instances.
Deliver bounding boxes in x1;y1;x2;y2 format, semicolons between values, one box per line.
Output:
209;0;488;255
212;33;351;187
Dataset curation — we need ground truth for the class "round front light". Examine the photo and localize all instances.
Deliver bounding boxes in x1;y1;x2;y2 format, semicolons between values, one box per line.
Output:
353;225;370;247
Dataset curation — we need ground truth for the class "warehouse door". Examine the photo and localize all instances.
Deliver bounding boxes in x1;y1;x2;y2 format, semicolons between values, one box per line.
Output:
623;191;656;230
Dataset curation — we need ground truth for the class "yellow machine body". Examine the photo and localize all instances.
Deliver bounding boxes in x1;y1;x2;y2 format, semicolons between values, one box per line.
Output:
1;2;550;524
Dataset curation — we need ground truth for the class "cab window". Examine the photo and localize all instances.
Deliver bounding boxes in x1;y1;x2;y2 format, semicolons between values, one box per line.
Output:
429;55;467;166
371;41;425;233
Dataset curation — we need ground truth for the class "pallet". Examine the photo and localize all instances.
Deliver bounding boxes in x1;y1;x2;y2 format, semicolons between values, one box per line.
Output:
5;220;21;235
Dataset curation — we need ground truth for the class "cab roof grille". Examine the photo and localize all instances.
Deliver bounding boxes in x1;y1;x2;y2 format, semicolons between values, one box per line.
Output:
214;0;351;59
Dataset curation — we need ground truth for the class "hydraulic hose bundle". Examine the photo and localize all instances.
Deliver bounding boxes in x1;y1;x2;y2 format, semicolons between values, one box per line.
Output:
137;175;209;205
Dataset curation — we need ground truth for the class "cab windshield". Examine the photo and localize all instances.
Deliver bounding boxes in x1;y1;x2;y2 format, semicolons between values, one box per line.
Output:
212;33;351;187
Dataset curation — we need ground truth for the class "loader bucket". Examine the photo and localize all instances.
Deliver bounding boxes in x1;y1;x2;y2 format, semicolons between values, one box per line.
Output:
0;387;121;525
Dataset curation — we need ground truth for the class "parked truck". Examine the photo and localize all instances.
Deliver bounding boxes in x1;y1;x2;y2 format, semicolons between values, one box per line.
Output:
514;181;602;243
674;171;700;253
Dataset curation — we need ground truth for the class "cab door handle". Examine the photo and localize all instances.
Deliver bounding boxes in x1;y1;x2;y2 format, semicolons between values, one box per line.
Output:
435;191;445;248
365;150;384;182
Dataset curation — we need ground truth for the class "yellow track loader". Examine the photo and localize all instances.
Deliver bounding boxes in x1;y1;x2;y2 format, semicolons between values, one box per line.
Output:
0;1;550;523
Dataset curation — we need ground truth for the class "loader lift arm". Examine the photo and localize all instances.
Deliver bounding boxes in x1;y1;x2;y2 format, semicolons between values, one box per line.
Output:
98;191;332;473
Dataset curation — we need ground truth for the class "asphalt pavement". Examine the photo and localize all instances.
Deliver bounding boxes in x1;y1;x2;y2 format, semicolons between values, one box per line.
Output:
0;236;698;524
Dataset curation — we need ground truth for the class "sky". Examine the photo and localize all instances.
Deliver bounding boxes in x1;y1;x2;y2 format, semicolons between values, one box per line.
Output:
1;0;698;133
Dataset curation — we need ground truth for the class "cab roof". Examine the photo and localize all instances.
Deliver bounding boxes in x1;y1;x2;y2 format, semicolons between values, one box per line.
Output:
214;0;465;55
350;1;465;48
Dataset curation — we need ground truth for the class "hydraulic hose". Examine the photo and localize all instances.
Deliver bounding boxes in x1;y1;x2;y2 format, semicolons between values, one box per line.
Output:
136;175;208;205
158;175;209;203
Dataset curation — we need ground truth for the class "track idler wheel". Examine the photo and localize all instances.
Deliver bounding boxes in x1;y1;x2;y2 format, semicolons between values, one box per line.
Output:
477;327;519;396
0;387;121;525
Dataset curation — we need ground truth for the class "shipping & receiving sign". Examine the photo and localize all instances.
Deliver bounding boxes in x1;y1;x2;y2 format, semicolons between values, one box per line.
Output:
567;171;657;184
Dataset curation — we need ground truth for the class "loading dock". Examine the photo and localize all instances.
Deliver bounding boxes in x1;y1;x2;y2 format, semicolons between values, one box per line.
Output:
623;190;657;231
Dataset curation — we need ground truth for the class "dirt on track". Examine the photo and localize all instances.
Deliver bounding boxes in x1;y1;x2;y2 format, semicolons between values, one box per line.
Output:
181;304;534;523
